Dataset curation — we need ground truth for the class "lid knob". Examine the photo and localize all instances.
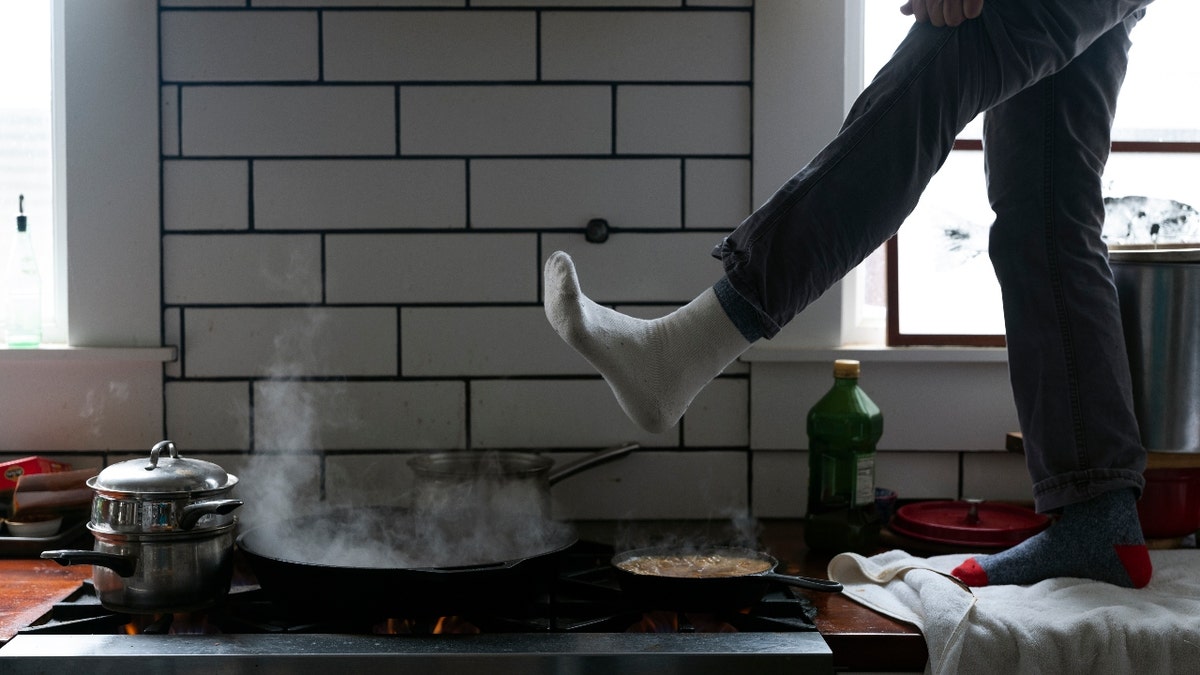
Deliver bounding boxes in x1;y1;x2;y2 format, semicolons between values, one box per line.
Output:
147;440;180;470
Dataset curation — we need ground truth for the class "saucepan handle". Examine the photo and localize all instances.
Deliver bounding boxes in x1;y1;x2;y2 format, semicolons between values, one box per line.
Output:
179;498;244;530
761;571;843;593
41;549;138;578
547;443;639;485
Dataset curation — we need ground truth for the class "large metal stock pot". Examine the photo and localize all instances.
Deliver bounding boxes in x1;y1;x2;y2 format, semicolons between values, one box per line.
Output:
1110;246;1200;453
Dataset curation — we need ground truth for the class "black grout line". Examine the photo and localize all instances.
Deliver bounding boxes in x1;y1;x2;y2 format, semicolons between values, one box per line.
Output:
247;381;255;453
157;6;752;14
463;379;472;451
157;10;169;439
463;159;471;228
679;158;686;229
175;85;183;152
536;234;544;305
162;80;752;87
610;84;618;155
316;10;324;82
319;232;327;305
247;159;255;230
157;227;734;236
159;153;751;161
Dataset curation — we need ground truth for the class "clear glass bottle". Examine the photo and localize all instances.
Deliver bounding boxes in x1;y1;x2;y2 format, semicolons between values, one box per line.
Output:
804;359;883;553
5;195;41;348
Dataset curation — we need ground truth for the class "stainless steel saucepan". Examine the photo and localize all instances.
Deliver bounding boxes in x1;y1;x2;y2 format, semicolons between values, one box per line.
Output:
42;440;243;613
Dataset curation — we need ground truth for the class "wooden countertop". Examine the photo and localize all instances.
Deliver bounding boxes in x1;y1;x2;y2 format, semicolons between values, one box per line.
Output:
763;520;929;672
0;559;90;643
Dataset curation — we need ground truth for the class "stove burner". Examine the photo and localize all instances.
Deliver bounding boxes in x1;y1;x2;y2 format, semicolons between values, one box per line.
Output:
2;541;831;674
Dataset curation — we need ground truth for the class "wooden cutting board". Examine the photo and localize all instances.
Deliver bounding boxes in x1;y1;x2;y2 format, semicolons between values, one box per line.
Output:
0;559;90;643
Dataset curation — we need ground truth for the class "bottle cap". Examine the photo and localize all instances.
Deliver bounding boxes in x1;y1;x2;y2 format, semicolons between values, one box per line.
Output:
16;194;27;233
833;359;860;379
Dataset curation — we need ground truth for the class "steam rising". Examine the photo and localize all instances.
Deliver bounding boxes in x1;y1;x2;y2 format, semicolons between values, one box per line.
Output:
236;310;331;532
237;311;575;570
247;477;574;569
612;508;761;556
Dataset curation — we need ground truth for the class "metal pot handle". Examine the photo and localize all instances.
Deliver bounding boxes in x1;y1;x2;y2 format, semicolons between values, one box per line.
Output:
427;558;524;573
41;550;138;578
761;571;843;593
547;443;639;485
179;498;244;530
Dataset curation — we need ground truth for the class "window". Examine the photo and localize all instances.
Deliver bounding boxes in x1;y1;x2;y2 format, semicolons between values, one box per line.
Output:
861;1;1200;346
0;0;64;344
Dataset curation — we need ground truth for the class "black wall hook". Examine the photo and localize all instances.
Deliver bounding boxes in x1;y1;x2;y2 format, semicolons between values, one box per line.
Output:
585;218;609;243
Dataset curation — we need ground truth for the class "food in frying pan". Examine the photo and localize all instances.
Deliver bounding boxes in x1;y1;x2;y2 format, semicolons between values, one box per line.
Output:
615;552;773;578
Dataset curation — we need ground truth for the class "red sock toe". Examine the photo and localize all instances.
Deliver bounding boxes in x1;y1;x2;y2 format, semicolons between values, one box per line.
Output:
1115;544;1152;588
951;557;989;587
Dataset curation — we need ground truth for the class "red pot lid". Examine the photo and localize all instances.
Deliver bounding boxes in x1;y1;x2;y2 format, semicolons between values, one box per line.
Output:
890;500;1050;548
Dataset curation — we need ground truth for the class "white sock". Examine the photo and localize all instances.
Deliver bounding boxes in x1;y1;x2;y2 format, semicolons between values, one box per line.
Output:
543;251;752;433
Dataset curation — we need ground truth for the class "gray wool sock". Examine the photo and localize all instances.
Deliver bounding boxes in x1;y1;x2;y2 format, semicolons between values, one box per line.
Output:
952;488;1152;588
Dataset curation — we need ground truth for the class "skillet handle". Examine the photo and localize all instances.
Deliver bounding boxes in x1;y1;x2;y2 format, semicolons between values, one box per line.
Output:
762;571;843;593
432;557;523;573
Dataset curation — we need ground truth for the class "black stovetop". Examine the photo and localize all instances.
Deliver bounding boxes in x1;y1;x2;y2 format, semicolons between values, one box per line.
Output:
0;541;834;674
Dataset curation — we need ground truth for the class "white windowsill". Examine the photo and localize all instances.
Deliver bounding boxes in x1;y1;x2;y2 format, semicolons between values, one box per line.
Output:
0;344;177;363
742;344;1009;364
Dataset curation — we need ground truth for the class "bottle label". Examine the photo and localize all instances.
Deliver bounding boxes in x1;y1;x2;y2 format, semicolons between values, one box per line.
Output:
854;456;875;506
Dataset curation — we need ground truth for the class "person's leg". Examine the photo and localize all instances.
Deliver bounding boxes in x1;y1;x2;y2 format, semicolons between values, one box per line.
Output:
951;12;1151;588
545;0;1153;433
713;0;1153;336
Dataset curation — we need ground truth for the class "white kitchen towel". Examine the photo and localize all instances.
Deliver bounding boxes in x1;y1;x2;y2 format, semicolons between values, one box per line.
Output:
828;549;1200;675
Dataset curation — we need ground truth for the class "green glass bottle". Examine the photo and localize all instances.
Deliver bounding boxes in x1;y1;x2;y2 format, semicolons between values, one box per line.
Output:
804;359;883;553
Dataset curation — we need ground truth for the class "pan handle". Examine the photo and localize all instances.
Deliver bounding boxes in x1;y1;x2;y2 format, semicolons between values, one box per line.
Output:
761;572;843;593
428;558;524;573
548;443;639;485
179;498;244;530
41;550;138;578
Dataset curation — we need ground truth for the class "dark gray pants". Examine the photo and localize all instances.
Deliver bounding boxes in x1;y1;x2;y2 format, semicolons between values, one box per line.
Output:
714;0;1152;512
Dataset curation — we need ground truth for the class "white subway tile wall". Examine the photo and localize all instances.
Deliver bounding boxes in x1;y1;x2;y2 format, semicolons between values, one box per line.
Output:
157;2;1009;521
164;160;250;231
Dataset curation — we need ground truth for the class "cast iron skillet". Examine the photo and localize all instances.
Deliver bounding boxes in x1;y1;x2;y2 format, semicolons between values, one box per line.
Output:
612;545;843;611
237;506;577;619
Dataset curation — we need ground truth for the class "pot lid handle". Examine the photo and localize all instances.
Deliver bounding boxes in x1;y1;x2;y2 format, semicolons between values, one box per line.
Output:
148;440;180;470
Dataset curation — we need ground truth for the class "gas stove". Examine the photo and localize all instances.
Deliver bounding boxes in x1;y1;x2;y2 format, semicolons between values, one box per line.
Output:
0;541;833;674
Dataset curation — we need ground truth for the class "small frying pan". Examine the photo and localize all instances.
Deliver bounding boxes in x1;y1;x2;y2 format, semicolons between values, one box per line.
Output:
612;545;842;611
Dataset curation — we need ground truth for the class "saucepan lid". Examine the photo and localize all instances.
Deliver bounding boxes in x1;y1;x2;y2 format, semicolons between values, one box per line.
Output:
87;440;238;497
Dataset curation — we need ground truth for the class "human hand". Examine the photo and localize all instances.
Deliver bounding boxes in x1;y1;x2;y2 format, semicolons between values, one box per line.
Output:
899;0;984;27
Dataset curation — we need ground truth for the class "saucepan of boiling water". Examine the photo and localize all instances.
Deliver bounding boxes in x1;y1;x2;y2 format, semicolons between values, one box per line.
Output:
612;545;843;610
407;443;639;524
